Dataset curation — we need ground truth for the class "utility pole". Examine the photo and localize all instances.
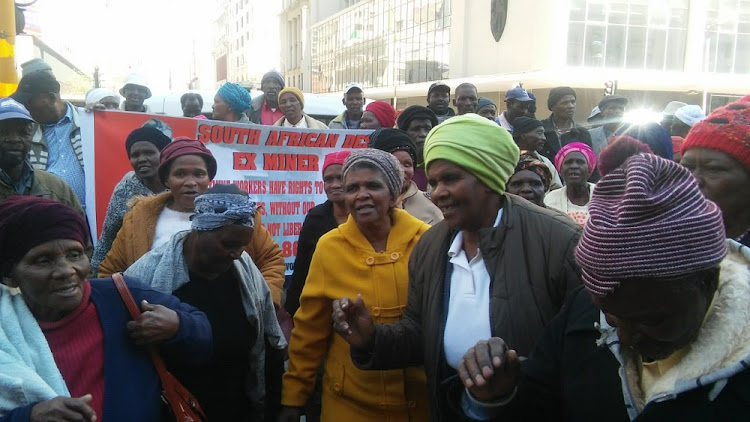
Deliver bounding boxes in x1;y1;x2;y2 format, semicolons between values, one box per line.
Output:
93;66;100;88
0;0;18;97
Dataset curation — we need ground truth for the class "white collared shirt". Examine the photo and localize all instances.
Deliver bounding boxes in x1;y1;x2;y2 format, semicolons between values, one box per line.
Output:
443;209;503;368
283;117;308;128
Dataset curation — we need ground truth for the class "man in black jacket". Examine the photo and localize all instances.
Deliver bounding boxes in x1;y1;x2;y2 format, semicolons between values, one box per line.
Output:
539;87;592;161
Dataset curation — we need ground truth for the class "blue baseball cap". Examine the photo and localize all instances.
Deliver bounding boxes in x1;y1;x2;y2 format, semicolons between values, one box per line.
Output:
505;87;533;102
0;98;35;123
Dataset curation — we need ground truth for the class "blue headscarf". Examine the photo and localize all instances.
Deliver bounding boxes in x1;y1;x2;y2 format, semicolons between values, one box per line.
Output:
217;82;251;115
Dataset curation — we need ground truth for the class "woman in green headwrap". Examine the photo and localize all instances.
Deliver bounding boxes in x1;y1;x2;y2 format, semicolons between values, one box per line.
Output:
331;113;583;421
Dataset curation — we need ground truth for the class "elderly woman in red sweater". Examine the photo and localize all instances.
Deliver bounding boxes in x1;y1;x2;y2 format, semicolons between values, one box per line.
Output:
0;196;211;422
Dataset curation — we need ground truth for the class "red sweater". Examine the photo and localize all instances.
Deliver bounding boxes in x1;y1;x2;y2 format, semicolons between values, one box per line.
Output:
39;281;105;420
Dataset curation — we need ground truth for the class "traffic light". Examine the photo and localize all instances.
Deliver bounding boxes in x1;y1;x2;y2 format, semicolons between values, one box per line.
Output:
604;80;617;96
0;0;19;97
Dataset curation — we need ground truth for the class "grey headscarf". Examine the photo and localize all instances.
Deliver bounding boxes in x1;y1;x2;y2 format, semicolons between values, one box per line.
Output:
342;148;404;199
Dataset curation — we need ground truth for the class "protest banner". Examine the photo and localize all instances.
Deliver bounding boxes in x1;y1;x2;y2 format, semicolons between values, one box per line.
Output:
80;110;370;274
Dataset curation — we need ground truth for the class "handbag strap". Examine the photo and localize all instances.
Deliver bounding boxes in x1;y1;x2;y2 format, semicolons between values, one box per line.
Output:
112;273;171;377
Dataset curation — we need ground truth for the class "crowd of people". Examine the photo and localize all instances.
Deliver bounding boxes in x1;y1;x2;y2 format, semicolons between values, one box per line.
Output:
1;57;749;422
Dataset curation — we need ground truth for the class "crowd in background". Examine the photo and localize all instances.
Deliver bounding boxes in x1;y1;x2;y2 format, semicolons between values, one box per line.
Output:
0;57;749;422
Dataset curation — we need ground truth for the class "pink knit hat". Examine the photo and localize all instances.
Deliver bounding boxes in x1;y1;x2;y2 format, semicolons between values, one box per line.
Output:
554;142;596;177
575;153;726;296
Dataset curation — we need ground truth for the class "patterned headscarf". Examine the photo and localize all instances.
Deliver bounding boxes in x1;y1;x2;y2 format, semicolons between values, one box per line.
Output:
191;188;257;231
554;142;596;177
515;151;553;191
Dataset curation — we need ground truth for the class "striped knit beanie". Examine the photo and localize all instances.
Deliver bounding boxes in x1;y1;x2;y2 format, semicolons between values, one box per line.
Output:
342;148;404;200
575;153;727;296
681;100;750;171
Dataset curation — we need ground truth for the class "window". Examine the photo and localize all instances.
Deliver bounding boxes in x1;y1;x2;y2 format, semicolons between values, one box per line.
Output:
566;0;689;71
705;0;750;73
310;0;452;92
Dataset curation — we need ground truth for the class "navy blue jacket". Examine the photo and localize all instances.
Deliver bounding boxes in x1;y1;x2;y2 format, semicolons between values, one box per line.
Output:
3;276;212;422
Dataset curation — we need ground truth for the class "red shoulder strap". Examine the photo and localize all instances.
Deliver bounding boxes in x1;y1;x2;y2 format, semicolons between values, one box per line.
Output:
112;273;141;319
111;273;170;375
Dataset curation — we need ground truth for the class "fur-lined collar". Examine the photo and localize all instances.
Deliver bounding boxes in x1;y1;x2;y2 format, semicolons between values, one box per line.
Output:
597;241;750;419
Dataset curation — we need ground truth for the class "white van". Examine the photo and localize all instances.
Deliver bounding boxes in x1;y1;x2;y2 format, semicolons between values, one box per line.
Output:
145;90;347;125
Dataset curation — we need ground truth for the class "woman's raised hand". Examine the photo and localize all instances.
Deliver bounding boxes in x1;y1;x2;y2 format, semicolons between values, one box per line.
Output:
332;294;375;350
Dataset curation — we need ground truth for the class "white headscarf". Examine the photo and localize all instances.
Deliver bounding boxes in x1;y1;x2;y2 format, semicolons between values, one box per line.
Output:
85;88;120;106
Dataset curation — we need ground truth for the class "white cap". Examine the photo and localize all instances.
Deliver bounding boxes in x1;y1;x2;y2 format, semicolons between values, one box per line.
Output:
343;82;363;96
662;101;687;117
119;73;152;98
674;105;706;127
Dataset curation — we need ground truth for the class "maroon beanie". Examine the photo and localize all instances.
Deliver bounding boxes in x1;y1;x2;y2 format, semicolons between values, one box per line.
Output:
157;137;217;183
597;135;653;176
366;101;396;128
575;153;727;296
0;196;89;276
681;100;750;171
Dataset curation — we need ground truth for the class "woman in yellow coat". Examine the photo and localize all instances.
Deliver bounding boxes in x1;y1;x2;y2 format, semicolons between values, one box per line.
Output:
279;149;431;422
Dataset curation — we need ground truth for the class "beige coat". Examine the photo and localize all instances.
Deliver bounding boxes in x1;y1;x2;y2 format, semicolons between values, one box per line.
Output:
273;113;328;129
398;181;443;225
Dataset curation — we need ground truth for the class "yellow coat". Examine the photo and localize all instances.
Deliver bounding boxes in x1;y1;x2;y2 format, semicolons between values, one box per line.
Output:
282;208;431;422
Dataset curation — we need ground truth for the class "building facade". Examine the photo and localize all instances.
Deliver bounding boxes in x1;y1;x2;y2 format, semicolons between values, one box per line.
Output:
213;0;281;87
306;0;749;117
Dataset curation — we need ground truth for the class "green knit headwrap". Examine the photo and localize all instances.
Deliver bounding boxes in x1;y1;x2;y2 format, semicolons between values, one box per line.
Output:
424;113;519;194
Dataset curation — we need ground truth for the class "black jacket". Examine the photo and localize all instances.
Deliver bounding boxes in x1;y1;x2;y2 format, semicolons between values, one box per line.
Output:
540;115;600;182
498;285;750;422
284;200;338;316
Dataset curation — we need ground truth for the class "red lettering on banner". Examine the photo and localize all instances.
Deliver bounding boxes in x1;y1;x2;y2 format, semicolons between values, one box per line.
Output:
210;125;223;144
287;180;313;194
283;222;302;236
228;127;241;144
197;124;211;143
233;152;257;170
266;222;281;236
321;133;339;148
212;179;267;194
266;131;280;146
263;153;320;171
269;201;301;215
245;129;261;145
303;201;315;214
289;132;340;148
342;134;370;148
280;131;302;146
269;181;286;194
281;241;298;258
